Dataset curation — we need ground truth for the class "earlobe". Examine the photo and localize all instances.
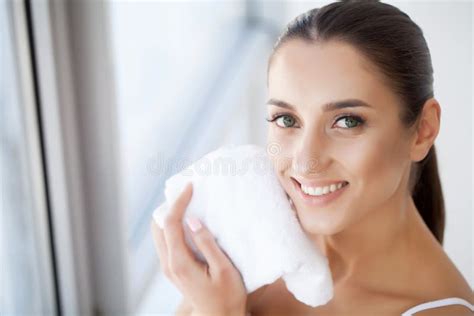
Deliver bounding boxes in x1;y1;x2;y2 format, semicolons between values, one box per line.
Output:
409;98;441;163
410;144;429;163
411;145;433;163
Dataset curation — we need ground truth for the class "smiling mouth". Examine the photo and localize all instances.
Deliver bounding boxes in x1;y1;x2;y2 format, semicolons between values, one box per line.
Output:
288;176;350;209
291;178;349;195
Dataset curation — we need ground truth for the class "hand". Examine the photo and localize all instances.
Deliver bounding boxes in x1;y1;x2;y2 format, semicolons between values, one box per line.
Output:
151;182;247;316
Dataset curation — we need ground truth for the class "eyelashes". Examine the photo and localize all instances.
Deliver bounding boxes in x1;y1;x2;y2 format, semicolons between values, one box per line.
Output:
265;112;366;130
333;114;366;129
265;113;297;128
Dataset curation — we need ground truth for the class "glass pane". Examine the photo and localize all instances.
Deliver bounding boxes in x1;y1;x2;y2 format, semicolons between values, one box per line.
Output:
109;1;248;245
108;0;271;310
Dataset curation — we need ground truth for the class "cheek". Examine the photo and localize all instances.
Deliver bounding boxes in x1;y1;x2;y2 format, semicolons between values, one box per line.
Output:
267;129;295;191
267;129;293;168
335;134;408;201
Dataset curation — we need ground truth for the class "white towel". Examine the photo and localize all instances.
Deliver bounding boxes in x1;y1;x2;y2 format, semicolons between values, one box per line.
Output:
153;144;333;307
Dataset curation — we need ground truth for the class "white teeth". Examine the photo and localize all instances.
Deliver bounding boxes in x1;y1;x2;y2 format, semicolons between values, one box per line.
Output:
301;181;346;196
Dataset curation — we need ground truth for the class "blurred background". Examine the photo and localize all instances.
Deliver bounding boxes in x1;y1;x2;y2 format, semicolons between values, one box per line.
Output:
1;0;472;315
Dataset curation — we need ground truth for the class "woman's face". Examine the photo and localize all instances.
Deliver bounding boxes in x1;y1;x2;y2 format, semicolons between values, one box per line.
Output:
266;39;415;235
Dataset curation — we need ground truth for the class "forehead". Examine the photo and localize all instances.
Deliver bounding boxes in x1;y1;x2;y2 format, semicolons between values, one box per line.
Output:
268;39;397;111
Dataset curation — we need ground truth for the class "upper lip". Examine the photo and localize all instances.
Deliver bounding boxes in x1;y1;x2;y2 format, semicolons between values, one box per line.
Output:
292;177;348;188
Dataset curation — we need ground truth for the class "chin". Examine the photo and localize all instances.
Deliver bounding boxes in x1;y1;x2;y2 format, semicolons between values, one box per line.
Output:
296;209;347;236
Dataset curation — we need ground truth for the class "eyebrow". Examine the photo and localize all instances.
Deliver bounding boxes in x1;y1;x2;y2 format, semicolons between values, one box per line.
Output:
266;98;373;112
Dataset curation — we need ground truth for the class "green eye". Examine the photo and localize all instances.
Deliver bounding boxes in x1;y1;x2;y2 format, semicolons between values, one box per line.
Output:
265;114;298;128
276;115;296;128
335;116;364;129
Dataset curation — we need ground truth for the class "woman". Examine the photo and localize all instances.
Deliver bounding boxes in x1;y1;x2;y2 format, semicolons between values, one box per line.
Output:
151;1;473;315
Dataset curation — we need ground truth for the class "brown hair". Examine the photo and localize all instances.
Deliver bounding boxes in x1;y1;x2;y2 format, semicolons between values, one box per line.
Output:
267;0;445;244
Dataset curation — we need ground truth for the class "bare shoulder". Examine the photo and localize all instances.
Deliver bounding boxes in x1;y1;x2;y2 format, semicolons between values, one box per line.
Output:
414;239;473;298
399;240;473;315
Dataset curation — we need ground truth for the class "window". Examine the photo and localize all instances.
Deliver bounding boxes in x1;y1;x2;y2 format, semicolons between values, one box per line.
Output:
107;1;273;309
0;2;57;314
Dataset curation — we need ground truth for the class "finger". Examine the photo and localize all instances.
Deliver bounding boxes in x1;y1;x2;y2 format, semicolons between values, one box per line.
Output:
185;216;235;279
163;182;202;278
150;220;171;277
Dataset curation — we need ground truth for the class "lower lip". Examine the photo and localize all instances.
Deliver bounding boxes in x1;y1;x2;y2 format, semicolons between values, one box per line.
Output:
291;178;349;207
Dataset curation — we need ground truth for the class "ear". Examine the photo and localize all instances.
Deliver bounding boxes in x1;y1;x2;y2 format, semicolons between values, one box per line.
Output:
410;98;441;162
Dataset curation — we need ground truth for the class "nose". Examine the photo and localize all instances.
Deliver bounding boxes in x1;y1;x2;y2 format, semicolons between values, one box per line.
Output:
292;129;329;176
292;153;325;176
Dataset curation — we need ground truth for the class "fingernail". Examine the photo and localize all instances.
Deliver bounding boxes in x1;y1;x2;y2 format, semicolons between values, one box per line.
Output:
185;216;202;232
184;182;192;192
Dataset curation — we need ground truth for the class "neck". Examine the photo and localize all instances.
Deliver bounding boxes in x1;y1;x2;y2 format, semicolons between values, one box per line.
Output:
312;187;418;286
